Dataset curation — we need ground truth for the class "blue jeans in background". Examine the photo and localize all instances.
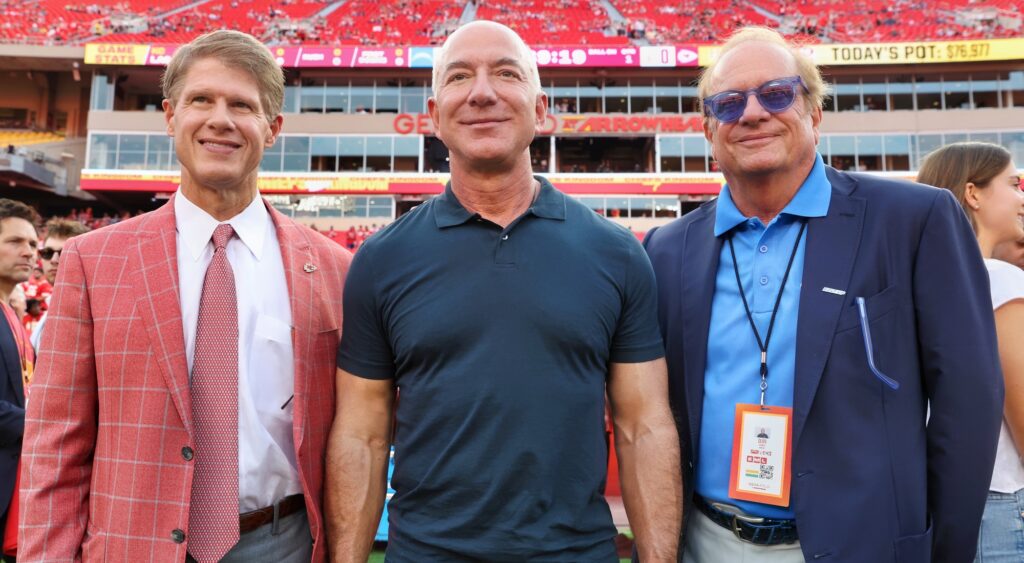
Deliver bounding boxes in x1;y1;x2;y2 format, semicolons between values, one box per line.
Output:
975;488;1024;562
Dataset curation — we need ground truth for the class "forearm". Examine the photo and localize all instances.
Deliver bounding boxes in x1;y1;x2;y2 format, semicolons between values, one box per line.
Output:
324;427;391;562
616;414;682;563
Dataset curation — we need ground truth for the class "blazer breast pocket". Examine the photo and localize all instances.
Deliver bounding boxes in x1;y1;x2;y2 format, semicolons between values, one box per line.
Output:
836;284;901;333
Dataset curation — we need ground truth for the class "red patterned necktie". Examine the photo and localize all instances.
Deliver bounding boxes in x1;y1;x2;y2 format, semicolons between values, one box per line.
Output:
188;223;240;562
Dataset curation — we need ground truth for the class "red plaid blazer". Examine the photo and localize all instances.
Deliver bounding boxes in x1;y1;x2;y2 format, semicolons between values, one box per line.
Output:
19;197;351;562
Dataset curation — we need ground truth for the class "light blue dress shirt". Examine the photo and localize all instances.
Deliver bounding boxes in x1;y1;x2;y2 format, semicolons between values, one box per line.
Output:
695;153;832;519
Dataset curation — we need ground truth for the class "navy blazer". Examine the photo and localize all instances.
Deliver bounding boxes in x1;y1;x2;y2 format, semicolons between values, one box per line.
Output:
0;313;26;521
644;167;1004;563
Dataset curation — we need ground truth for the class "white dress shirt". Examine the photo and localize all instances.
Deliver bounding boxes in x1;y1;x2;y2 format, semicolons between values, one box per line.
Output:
175;191;300;511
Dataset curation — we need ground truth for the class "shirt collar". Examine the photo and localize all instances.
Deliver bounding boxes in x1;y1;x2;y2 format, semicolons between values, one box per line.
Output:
433;175;567;229
174;190;268;262
714;152;832;237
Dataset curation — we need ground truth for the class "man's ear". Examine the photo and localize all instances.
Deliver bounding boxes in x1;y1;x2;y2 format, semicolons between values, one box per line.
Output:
428;96;443;144
163;98;175;137
265;114;283;147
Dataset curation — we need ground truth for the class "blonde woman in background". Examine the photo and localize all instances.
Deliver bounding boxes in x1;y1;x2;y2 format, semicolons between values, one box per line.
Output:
918;142;1024;562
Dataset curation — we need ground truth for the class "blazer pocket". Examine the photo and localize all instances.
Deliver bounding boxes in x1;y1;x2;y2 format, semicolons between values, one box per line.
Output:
255;314;293;343
836;284;901;333
893;520;932;563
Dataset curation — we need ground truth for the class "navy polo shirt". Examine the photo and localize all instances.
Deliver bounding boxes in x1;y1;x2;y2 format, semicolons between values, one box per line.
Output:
337;177;664;561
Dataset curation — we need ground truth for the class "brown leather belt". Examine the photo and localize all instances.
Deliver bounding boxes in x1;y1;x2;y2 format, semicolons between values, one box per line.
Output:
239;494;305;534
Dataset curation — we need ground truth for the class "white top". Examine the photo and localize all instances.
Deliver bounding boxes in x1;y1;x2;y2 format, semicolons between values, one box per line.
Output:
985;258;1024;493
175;191;300;511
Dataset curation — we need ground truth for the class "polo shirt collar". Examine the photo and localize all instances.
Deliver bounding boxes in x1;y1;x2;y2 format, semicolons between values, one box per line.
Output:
433;175;567;229
175;189;268;261
714;152;832;237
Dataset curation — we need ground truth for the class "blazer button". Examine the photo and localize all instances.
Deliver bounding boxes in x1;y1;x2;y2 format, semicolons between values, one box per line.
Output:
171;529;185;543
182;446;194;461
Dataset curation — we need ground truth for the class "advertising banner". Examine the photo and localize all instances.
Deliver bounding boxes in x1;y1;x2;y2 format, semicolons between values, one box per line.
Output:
80;171;724;195
699;37;1024;67
393;113;706;136
84;42;702;68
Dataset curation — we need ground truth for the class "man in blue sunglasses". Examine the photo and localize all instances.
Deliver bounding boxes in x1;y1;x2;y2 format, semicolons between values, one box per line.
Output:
644;26;1002;563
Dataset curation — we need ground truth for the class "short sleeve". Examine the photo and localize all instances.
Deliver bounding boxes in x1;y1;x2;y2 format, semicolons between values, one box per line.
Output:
987;259;1024;310
336;242;395;379
610;238;666;363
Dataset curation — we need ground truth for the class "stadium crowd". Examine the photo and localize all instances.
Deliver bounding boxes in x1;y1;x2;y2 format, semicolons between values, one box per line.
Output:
0;0;1020;45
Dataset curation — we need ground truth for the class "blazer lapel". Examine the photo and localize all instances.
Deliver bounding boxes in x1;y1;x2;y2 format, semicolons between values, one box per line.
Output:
680;204;722;453
129;198;193;434
267;203;321;452
793;171;865;447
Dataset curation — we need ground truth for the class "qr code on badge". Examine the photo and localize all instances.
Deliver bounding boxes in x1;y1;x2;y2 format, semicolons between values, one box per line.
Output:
759;465;774;480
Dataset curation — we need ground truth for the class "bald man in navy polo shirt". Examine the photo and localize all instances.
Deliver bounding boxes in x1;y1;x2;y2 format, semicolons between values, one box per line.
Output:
324;21;681;563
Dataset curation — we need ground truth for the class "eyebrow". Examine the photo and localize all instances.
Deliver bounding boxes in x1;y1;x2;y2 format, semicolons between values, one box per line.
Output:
444;57;526;75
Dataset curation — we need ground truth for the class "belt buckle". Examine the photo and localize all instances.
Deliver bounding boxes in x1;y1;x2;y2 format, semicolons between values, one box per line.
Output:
712;501;765;543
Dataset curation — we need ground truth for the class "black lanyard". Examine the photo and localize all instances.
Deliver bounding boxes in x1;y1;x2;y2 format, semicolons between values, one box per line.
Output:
727;219;807;407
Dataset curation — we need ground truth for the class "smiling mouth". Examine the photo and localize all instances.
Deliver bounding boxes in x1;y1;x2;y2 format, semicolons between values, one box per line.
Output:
199;140;242;151
738;134;778;143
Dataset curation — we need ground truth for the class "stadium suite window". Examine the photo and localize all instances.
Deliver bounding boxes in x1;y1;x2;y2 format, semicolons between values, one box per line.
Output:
117;134;147;170
604;83;628;113
401;85;427;113
971;73;1001;109
683;137;709;173
147;135;174;171
283;137;311;172
888;76;914;111
375;85;400;114
339;136;366;171
1007;72;1024;108
631;83;655;113
311;137;338;172
655;83;681;114
88;133;117;169
350;86;373;114
943;73;972;109
834;77;861;112
578;83;602;113
300;82;325;113
261;141;284;172
365;137;392;172
658;137;682;173
90;74;114;111
883;135;911;172
394;137;419;172
326;85;348;113
915;78;942;110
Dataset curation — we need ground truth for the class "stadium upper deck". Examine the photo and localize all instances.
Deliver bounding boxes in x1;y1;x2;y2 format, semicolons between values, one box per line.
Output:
0;0;1020;46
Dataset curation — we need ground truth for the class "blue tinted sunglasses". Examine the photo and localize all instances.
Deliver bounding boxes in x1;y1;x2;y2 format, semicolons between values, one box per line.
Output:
703;76;809;123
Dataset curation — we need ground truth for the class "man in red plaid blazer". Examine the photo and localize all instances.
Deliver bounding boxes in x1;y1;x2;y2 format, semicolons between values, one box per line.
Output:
19;30;350;562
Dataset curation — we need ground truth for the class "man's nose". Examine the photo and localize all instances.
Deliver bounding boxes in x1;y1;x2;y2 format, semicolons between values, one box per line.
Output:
206;99;236;128
467;74;498;106
737;91;770;124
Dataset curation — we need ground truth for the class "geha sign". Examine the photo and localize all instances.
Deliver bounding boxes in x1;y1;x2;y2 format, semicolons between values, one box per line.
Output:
393;113;705;136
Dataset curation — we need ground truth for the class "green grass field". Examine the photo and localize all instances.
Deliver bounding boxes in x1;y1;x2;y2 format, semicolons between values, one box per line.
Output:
368;555;630;563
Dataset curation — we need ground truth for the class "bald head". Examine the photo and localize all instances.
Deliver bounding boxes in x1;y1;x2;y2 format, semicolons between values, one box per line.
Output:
432;21;540;97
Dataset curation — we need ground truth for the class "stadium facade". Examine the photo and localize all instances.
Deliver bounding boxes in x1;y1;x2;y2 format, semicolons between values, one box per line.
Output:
1;35;1022;232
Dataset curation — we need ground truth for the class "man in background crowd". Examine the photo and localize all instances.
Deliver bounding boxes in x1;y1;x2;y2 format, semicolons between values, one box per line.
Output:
28;218;89;350
0;198;39;562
